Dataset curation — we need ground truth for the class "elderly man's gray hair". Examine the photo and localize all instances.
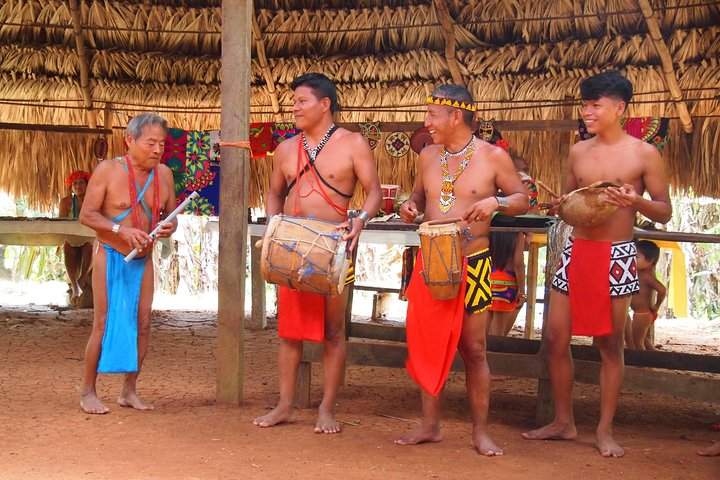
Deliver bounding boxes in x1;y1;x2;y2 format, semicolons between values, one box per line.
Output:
126;113;168;140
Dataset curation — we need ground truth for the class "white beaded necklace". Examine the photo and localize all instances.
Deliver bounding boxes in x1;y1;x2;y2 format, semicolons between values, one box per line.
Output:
302;123;337;162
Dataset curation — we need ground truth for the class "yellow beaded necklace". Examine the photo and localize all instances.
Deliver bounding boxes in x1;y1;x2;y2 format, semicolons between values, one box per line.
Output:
439;136;476;213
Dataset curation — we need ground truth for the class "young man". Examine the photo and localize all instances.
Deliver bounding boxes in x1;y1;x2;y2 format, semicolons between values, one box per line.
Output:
254;73;382;434
59;171;93;307
397;84;528;456
522;71;672;457
78;113;177;414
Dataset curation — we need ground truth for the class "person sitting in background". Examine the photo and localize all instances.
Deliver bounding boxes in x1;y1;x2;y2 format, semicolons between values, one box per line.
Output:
627;240;666;350
486;230;526;336
59;171;93;308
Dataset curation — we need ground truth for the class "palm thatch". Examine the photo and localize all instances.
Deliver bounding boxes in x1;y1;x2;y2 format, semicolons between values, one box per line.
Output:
0;0;718;209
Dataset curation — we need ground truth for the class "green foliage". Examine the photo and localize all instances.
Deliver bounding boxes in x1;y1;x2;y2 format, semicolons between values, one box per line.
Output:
665;191;720;320
4;246;66;283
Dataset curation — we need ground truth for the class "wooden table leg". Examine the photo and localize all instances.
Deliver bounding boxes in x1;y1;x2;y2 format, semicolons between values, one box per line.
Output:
250;235;267;330
524;242;540;339
294;360;312;409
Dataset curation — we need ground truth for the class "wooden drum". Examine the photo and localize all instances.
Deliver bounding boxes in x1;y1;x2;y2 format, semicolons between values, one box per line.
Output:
417;220;463;300
260;215;350;295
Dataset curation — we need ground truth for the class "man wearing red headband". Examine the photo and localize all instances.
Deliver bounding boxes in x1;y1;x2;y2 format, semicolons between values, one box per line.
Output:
59;171;93;307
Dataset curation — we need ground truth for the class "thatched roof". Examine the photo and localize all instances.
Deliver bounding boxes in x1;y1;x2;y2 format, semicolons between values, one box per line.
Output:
1;0;719;209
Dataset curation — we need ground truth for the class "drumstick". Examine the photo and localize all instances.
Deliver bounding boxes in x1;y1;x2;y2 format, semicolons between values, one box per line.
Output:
536;180;560;198
426;217;463;225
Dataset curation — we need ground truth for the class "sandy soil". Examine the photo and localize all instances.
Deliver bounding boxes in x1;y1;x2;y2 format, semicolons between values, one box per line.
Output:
0;302;718;480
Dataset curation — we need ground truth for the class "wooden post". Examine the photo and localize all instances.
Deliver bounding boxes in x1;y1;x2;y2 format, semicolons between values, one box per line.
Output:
637;0;693;134
68;0;96;129
535;283;555;425
103;103;113;156
294;361;312;409
250;235;267;330
216;0;251;405
524;242;539;339
432;0;465;86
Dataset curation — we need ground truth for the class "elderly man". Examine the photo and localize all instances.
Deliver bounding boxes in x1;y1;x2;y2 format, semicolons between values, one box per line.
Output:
79;113;177;414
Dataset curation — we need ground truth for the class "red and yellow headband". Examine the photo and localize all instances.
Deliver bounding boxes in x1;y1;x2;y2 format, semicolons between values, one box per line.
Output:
65;170;91;187
426;95;477;112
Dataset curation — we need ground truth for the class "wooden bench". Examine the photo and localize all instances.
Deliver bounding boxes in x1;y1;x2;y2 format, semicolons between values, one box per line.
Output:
296;327;720;422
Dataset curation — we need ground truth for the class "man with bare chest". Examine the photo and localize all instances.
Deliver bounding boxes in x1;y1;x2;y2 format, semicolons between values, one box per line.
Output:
254;73;382;434
78;113;177;414
398;84;528;456
522;71;672;457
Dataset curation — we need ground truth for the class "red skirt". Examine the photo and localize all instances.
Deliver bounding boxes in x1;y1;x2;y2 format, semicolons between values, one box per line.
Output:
277;286;325;342
405;253;467;397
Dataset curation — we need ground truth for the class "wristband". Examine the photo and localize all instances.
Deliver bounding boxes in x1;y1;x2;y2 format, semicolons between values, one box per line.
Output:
356;210;370;224
112;223;121;235
495;196;509;211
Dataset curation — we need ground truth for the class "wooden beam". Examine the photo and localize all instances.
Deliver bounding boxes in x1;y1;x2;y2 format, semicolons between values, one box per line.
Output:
0;122;110;134
637;0;693;134
345;323;720;374
0;119;579;135
338;119;579;133
303;341;720;403
432;0;465;86
68;0;96;129
251;13;280;115
103;103;113;157
216;0;252;405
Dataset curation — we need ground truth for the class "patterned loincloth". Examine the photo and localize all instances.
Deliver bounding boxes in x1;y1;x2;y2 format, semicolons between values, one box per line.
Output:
552;237;639;297
465;248;492;314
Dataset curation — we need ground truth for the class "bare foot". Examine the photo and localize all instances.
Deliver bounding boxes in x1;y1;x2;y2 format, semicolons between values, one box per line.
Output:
117;391;154;411
698;441;720;457
253;405;296;428
395;425;442;445
522;421;577;440
471;429;503;456
314;409;341;434
80;393;109;414
596;431;624;458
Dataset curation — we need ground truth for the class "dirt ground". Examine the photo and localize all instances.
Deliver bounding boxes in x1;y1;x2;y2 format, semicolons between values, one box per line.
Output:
0;304;718;480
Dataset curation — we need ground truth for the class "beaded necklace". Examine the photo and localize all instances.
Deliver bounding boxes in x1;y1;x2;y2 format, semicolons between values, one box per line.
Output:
439;136;476;213
302;123;337;162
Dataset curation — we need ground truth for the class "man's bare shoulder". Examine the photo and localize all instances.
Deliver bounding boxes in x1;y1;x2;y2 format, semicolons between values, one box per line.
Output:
570;138;593;155
633;137;662;158
92;158;122;178
334;129;369;147
157;163;174;178
475;140;509;161
419;143;442;158
273;135;299;159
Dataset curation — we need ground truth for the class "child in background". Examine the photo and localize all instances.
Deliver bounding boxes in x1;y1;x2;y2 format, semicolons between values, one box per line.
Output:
627;240;666;350
487;230;526;336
